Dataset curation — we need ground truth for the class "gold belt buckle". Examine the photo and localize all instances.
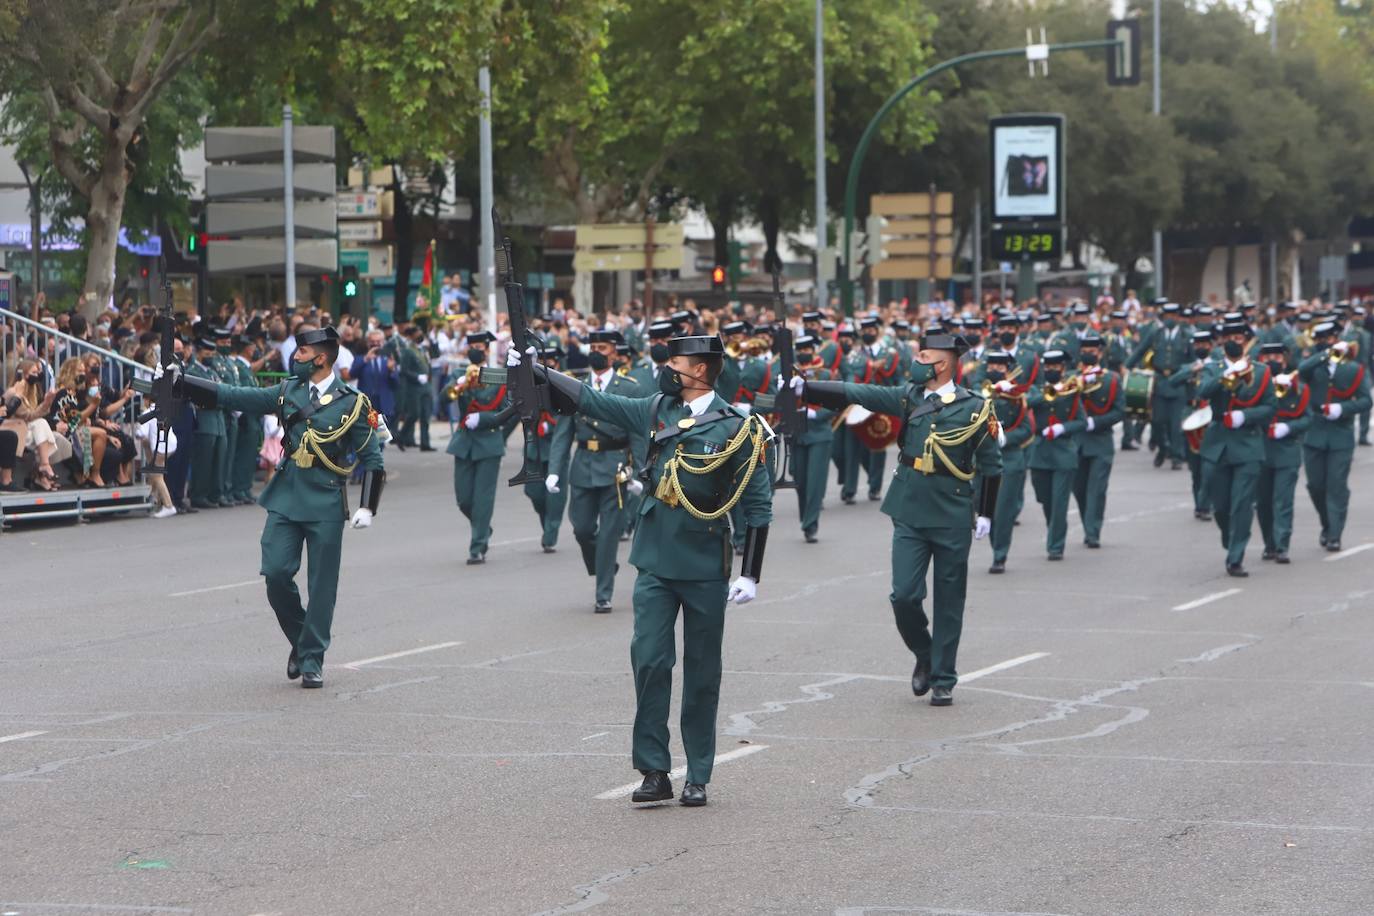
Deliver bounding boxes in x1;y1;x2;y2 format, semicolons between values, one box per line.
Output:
909;454;933;474
585;440;600;452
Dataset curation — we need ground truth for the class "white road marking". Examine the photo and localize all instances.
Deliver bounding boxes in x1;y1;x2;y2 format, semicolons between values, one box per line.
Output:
1172;588;1243;612
1324;542;1374;562
167;579;259;598
960;652;1050;681
581;732;609;741
595;744;769;800
343;641;464;669
0;730;47;744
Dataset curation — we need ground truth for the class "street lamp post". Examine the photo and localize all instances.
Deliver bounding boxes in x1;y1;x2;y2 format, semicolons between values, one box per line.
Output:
1151;0;1163;299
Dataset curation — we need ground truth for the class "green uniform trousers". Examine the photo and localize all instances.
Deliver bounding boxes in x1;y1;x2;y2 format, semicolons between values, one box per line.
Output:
222;413;238;503
630;572;728;784
1304;446;1354;543
1072;454;1114;543
523;469;567;549
1151;393;1185;462
259;510;343;675
570;484;626;604
834;427;865;500
1205;459;1259;567
794;440;833;537
1358;404;1370;444
1257;464;1300;554
453;455;500;559
1121;415;1142;447
230;414;261;501
190;431;226;506
398;393;434;448
1031;467;1074;557
1187;449;1212;513
890;521;972;689
990;465;1027;564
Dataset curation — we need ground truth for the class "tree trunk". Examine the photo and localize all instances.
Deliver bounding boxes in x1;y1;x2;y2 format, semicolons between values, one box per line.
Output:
1224;234;1237;306
80;138;131;319
391;168;413;320
759;194;782;276
709;194;734;268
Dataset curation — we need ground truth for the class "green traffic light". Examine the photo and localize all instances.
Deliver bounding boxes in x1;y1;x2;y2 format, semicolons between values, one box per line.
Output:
343;280;358;297
187;233;197;253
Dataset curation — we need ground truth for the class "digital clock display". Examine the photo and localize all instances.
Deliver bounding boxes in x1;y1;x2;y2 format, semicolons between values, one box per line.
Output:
990;228;1062;260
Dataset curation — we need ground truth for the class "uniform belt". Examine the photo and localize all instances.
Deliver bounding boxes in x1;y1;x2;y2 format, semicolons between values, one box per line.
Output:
581;436;628;453
898;451;962;477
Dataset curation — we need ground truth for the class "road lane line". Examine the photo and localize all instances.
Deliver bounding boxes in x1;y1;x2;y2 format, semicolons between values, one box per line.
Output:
960;652;1050;681
1324;543;1374;562
581;732;609;741
0;730;47;744
167;579;259;598
595;744;768;800
1172;588;1243;612
343;641;464;669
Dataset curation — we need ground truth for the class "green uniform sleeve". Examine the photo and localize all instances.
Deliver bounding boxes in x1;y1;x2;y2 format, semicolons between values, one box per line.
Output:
1197;364;1225;399
349;398;385;472
549;404;575;480
216;382;282;415
975;416;1003;479
1126;329;1156;369
1239;379;1278;427
1283;403;1312;436
735;423;773;529
576;386;654;431
1348;371;1372;415
839;382;906;415
1004;419;1033;449
1297;352;1324;381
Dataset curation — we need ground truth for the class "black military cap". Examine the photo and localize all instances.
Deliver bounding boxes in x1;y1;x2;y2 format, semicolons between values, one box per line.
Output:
1035;313;1054;323
795;334;818;349
894;320;911;331
1219;320;1249;335
802;311;824;323
1161;303;1181;314
1071;302;1091;315
1151;296;1171;306
1240;301;1257;311
859;316;881;329
1041;348;1069;364
1222;311;1243;323
1278;300;1297;311
1191;329;1213;342
964;315;987;328
295;326;340;348
1017;311;1034;323
195;335;217;350
721;321;748;335
1079;332;1104;347
836;323;857;338
1312;321;1337;337
587;329;624;345
647;320;676;339
920;333;969;355
996;312;1019;326
1259;341;1287;355
616;343;631;355
822;320;837;331
1196;305;1215;316
1181;307;1195;318
1298;311;1313;323
668;335;725;358
539;342;565;357
466;330;496;345
671;310;693;324
1110;310;1127;320
985;349;1014;365
947;316;965;328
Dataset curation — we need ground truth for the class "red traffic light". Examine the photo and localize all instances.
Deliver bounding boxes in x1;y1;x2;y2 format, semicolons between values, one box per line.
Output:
711;265;726;287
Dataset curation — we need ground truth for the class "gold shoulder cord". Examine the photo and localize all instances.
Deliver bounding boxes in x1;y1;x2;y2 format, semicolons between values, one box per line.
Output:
921;397;993;482
291;393;375;476
654;414;770;520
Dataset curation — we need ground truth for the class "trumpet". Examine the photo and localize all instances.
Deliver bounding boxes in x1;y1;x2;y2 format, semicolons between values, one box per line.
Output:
725;340;744;359
1220;360;1253;392
446;363;482;400
742;334;772;357
1042;374;1082;403
979;365;1024;399
1274;372;1294;399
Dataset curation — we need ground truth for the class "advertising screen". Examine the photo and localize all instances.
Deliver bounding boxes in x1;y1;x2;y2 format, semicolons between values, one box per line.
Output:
990;115;1064;222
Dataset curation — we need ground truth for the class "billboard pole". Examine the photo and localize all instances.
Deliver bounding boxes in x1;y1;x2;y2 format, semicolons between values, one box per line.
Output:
282;104;296;310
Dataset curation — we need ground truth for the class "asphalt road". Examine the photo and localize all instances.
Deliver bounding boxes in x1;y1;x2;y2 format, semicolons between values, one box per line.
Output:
3;425;1373;915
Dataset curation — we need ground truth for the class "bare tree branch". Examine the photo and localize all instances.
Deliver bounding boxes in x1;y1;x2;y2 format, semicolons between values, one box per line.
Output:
128;7;167;90
39;87;96;198
126;3;218;123
55;82;112;133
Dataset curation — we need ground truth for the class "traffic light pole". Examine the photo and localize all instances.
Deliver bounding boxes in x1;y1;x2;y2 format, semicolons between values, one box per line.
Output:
839;37;1124;316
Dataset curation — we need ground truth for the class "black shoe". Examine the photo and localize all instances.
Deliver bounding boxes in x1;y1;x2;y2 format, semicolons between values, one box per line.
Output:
1320;533;1329;547
1360;439;1371;446
868;492;881;502
930;686;953;707
301;671;323;688
1195;510;1212;521
911;658;931;697
419;446;436;452
466;556;485;565
988;559;1005;574
1121;443;1137;451
1261;548;1275;561
804;532;818;544
542;544;556;554
842;496;856;505
1226;563;1248;578
287;651;300;680
1171;461;1183;471
1327;541;1341;553
1275;552;1290;564
177;503;198;515
1084;539;1100;549
631;770;673;803
679;783;707;807
191;500;217;509
394;442;407;452
620;532;630;542
594;600;612;614
1153;451;1166;468
1047;553;1063;561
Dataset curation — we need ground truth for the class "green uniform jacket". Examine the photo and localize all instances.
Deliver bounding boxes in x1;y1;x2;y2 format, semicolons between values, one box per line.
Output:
572;388;773;581
1077;373;1126;459
722;357;772;403
445;382;513;461
187;359;226;436
627;362;657;395
795;366;837;444
1197;363;1277;466
549;372;647;486
1128;324;1194;393
1263;378;1311;469
838;382;1002;528
1104;331;1132;371
1298;354;1372;451
216;377;384;521
1026;388;1087;470
1048;330;1082;363
397;344;428;415
993;395;1034;473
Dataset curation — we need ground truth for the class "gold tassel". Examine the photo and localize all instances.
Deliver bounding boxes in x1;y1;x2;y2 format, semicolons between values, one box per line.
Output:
292;440;314;469
655;456;678;507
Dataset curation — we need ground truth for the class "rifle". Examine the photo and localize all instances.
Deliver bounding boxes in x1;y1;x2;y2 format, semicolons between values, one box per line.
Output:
492;207;552;486
135;257;182;475
769;270;800;489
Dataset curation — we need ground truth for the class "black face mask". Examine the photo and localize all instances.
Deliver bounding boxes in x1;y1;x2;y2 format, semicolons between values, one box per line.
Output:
1043;368;1063;384
658;368;685;397
839;339;854;353
797;350;815;364
1223;340;1244;359
1264;359;1286;373
985;368;1006;382
966;333;982;347
999;331;1017;347
1080;353;1099;367
861;332;878;345
1194;347;1211;360
649;343;670;364
468;348;486;365
588;351;610;372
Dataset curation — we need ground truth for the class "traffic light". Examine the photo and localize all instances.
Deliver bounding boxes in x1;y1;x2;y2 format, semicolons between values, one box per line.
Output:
341;265;360;304
727;239;748;288
1107;19;1140;86
186;232;197;255
711;265;726;291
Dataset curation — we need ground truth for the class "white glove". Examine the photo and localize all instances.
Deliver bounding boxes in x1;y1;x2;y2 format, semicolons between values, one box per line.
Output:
625;478;644;496
789;375;806;395
994;379;1016;393
350;508;373;529
974;516;991;539
417;373;429;384
463;413;481;430
1084;416;1096;432
728;576;757;604
1275;372;1293;389
1333;341;1350;358
506;347;526;368
545;474;560;494
1227;410;1245;429
152;362;164;380
1325;402;1343;420
1272;422;1291;440
806;407;818;419
1042;422;1066;440
997;429;1008;448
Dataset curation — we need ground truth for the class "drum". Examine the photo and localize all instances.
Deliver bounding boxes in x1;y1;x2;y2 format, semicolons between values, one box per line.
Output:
1124;369;1155;418
1181;405;1212;453
856;412;900;450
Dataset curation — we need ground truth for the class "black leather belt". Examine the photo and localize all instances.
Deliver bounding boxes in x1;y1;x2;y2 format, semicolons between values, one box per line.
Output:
898;451;963;477
581;436;629;453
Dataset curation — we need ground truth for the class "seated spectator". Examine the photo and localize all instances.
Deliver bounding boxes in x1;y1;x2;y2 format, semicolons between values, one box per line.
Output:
83;353;137;485
0;404;22;491
3;359;62;491
50;356;109;488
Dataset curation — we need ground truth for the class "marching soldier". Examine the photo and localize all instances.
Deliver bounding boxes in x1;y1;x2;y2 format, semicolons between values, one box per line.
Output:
789;335;836;543
984;351;1034;574
1338;307;1372;446
446;331;512;564
628;320;676;393
226;334;264;505
1105;310;1139;450
396;325;435;452
1256;342;1308;564
790;332;1001;706
169;326;385;687
1128;302;1192;470
211;328;243;507
845;316;901;502
1197;319;1276;577
1071;334;1124;549
1170;330;1216;521
547;330;645;612
513;335;772;806
802;311;840;373
187;334;229;510
1298;323;1372;552
524;344;568;553
1026;350;1085;561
